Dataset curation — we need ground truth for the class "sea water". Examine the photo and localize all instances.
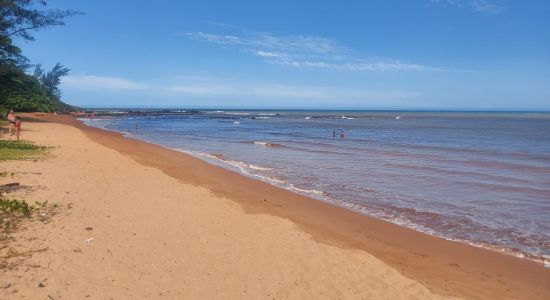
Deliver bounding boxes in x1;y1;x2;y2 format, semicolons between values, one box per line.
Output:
84;110;550;264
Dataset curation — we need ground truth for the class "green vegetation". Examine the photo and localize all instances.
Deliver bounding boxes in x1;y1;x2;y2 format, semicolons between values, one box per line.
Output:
1;198;57;230
0;198;31;218
1;1;82;113
0;140;49;161
0;67;62;112
0;198;30;231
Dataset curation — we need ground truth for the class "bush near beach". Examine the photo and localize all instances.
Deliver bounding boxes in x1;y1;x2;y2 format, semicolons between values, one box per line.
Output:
0;140;49;161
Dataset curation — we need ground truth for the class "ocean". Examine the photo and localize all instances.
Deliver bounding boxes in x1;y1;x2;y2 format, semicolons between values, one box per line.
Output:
83;110;550;265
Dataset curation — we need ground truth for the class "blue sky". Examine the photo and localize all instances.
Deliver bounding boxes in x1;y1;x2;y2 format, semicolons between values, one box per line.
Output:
19;0;550;110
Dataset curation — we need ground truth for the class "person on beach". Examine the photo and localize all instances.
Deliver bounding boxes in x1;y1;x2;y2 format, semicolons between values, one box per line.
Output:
7;109;16;135
14;116;22;140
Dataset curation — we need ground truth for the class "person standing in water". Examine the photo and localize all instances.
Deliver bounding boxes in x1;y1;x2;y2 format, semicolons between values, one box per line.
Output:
340;130;345;139
333;130;336;138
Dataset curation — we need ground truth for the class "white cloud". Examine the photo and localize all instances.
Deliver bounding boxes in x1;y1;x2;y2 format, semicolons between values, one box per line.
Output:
429;0;504;13
62;75;147;90
183;29;442;72
469;0;504;13
253;50;288;58
183;31;342;54
273;60;443;72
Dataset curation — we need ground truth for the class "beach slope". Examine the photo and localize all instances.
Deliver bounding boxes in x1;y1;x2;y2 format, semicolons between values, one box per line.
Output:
0;121;452;299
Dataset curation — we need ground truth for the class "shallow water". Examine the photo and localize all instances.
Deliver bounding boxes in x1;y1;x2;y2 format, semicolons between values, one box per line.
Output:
84;110;550;264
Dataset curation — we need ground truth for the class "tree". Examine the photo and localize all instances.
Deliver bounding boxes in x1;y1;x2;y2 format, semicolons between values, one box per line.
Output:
0;1;81;113
34;63;69;99
0;70;54;112
0;64;75;112
0;0;82;67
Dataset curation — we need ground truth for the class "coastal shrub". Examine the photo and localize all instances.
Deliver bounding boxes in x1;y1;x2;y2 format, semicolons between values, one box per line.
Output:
0;198;56;231
0;198;31;230
0;140;48;150
0;140;49;161
0;198;31;218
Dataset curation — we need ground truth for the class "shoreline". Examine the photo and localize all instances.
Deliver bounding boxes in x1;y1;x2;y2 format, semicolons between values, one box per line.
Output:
82;116;548;266
29;114;550;299
143;143;550;266
189;142;550;267
3;117;447;298
95;124;550;267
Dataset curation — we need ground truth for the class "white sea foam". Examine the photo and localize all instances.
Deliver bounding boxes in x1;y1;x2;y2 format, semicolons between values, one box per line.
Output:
253;141;281;147
287;183;327;197
179;149;332;202
184;150;281;182
187;151;222;160
249;164;273;171
225;112;250;115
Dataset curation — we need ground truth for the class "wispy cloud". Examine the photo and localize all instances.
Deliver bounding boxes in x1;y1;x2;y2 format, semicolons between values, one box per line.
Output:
469;0;504;13
61;74;421;103
429;0;504;13
182;30;442;72
183;31;342;54
273;60;442;72
63;75;148;90
252;50;288;58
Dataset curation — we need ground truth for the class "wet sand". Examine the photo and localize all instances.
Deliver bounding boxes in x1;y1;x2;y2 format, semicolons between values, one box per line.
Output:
2;115;549;299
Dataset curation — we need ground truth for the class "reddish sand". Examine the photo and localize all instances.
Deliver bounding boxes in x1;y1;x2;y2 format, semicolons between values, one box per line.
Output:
1;114;548;299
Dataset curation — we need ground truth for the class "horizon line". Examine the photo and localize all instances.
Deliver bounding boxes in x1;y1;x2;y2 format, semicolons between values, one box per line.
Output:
79;107;550;113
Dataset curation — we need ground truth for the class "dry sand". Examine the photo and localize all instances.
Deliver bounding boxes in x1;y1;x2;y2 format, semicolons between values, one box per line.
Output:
1;118;549;299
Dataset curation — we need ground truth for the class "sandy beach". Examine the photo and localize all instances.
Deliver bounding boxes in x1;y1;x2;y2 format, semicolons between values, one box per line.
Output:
1;117;549;299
